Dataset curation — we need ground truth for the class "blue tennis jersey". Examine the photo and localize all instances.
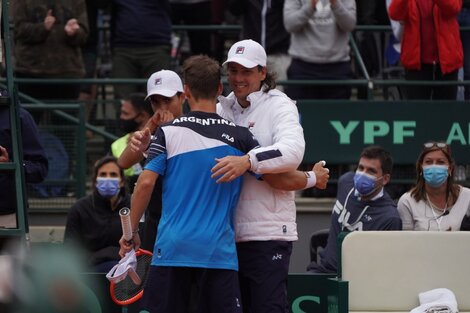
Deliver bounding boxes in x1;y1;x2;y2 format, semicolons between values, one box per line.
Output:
144;111;259;270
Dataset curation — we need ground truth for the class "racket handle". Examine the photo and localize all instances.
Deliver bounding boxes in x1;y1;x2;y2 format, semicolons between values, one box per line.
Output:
119;207;133;241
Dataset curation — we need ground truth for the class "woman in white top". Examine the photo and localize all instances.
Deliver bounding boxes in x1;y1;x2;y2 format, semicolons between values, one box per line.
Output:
397;142;470;231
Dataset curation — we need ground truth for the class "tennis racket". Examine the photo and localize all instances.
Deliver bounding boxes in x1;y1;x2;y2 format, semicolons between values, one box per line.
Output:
109;208;153;306
109;248;153;306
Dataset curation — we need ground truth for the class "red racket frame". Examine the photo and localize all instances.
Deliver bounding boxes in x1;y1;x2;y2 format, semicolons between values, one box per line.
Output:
109;248;153;306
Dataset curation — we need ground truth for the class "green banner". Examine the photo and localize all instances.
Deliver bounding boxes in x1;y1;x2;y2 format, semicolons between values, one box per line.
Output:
297;100;469;164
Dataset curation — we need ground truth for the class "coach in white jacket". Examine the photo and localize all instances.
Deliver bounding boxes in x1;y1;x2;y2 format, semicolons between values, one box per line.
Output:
212;39;310;313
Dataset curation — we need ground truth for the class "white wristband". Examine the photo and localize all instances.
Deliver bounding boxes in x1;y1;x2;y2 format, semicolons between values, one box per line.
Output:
303;171;317;189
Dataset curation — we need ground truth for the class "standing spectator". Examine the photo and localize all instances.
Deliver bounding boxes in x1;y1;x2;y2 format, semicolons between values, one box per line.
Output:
307;146;402;274
459;0;470;100
12;0;89;119
79;0;109;127
108;0;172;101
0;105;48;229
228;0;291;90
355;0;390;99
64;156;129;272
283;0;356;100
111;93;153;192
398;142;470;231
169;0;213;58
389;0;463;100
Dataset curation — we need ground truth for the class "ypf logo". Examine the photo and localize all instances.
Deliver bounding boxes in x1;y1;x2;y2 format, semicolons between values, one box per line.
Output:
236;46;245;54
154;77;162;86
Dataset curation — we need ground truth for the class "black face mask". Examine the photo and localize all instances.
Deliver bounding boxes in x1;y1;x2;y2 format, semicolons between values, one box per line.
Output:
119;118;139;133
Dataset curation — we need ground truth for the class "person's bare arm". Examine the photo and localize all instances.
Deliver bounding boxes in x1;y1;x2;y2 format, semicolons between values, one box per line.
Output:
263;161;330;190
119;170;159;257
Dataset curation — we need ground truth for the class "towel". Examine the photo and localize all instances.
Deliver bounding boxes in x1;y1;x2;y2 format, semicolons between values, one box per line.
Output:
410;288;459;313
106;250;141;285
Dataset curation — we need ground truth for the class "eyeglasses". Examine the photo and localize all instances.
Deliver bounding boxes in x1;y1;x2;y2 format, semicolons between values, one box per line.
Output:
423;142;451;154
424;142;447;149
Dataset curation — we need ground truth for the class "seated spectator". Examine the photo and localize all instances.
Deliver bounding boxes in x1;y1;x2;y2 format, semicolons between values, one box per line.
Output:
283;0;356;100
397;142;470;231
389;0;463;100
64;156;130;272
307;145;402;274
111;92;153;192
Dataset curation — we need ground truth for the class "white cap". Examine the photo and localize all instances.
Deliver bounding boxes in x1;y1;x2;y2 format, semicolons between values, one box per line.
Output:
145;70;183;99
223;39;267;68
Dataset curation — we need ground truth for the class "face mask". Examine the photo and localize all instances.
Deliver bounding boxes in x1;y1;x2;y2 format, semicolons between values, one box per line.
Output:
354;171;379;196
96;177;121;198
423;165;448;187
119;117;139;133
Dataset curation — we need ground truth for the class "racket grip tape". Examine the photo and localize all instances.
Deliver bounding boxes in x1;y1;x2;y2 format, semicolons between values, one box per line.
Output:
119;207;133;241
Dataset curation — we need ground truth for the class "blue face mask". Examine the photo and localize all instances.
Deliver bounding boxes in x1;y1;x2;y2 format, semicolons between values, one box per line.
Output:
354;171;379;196
96;177;121;198
423;165;448;187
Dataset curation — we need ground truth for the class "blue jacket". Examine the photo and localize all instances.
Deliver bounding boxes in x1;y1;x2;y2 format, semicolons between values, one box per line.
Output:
307;171;402;273
0;107;48;214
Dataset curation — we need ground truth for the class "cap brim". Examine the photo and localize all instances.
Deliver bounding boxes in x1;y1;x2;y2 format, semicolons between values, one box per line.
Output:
145;89;178;100
222;57;259;68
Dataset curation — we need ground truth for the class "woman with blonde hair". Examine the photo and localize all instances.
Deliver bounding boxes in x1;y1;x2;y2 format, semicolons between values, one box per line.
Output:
397;142;470;231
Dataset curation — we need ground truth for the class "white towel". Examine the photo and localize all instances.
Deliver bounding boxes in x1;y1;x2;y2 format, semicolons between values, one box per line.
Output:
106;250;141;285
410;288;459;313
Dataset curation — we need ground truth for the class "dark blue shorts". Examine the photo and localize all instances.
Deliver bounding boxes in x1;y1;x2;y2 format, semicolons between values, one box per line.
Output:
141;266;242;313
237;241;293;313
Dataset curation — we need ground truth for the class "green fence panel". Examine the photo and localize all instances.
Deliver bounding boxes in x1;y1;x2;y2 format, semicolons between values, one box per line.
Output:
297;100;470;165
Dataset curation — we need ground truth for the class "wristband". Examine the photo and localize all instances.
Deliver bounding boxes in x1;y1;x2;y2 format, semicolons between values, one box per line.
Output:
132;228;139;234
303;171;317;189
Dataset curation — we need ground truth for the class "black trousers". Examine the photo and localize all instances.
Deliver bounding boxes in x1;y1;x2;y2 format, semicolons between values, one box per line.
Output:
404;64;458;100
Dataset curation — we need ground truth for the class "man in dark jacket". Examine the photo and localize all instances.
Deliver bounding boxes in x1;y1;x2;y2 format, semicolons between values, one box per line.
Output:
0;106;48;229
307;145;402;274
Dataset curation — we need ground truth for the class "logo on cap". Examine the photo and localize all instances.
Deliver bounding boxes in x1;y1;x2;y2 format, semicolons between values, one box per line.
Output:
236;46;245;54
154;78;162;86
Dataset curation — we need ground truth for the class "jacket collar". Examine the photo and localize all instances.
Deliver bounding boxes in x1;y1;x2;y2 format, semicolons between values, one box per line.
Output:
218;87;288;112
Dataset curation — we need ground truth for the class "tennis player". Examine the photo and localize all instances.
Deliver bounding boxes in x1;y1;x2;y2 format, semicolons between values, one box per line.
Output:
119;55;259;313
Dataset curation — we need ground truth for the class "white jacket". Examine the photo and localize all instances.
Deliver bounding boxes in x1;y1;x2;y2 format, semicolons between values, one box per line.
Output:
217;88;305;242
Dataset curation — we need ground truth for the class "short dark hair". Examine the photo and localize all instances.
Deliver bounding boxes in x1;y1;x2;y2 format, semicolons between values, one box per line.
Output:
182;55;221;101
126;92;153;116
360;145;393;175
